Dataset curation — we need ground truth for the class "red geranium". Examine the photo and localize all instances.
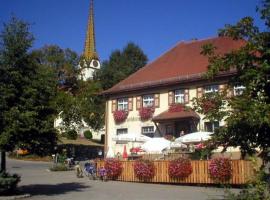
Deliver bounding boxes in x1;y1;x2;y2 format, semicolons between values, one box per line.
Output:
169;103;185;112
113;110;128;123
168;158;193;179
209;157;232;182
139;107;155;121
104;158;123;180
134;159;155;181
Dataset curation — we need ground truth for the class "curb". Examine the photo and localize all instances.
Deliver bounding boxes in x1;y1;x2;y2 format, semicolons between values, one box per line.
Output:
0;194;31;200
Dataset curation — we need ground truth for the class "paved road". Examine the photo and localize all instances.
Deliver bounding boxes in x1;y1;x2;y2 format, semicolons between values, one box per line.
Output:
6;159;235;200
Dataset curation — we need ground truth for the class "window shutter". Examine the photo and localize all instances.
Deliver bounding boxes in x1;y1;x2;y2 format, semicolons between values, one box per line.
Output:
136;96;142;110
154;94;160;108
112;99;117;113
197;87;203;98
168;91;174;105
128;97;133;111
184;89;189;104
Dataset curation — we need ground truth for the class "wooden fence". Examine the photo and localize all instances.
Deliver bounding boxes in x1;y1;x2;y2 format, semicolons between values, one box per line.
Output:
96;160;254;185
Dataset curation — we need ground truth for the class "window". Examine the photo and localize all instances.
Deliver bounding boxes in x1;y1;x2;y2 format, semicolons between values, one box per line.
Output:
234;84;245;96
116;128;128;135
174;89;185;104
117;98;128;111
142;95;154;107
204;85;219;94
142;126;154;137
204;121;219;132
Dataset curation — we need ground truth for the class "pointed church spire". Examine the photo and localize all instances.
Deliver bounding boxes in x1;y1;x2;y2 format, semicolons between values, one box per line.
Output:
84;0;98;60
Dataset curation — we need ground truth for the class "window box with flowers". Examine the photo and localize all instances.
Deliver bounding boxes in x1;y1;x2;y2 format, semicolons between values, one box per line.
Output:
134;159;155;181
139;107;155;121
208;157;232;182
168;158;193;179
169;103;189;112
113;110;128;124
104;158;123;180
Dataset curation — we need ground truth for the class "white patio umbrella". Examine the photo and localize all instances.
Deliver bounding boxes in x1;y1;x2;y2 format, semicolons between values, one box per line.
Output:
106;146;115;158
112;133;151;143
175;131;213;144
169;141;187;149
141;137;171;153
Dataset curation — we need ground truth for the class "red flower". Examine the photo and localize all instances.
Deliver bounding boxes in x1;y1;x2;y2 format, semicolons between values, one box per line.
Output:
104;158;123;180
169;104;185;112
134;159;155;181
113;110;128;123
139;107;155;121
168;158;193;179
209;157;232;182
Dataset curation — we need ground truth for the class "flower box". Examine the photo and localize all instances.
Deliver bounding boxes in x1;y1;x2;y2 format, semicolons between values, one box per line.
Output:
113;110;128;123
139;107;155;121
168;158;193;179
169;103;186;112
104;158;123;180
134;159;155;181
209;157;232;182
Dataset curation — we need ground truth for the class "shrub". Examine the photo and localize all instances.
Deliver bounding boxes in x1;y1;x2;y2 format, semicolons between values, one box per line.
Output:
0;172;20;195
104;158;123;180
113;110;128;123
66;129;78;140
139;107;155;121
84;130;93;140
168;158;193;179
209;157;232;182
134;159;155;181
50;163;69;171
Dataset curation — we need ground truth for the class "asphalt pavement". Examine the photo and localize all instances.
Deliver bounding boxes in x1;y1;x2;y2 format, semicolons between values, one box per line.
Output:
3;158;236;200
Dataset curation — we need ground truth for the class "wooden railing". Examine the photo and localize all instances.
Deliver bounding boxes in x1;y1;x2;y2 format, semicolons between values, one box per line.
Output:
96;160;254;185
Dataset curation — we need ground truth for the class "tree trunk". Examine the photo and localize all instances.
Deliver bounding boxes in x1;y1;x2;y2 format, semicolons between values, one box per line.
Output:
0;151;6;172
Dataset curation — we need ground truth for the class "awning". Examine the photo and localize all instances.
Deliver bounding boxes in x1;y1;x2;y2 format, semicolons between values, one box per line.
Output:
152;109;200;122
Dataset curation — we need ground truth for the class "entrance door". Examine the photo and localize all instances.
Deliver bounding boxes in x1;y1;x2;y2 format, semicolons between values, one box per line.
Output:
175;120;191;137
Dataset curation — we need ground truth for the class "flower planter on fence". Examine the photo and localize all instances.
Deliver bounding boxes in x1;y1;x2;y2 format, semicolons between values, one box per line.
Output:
96;160;254;185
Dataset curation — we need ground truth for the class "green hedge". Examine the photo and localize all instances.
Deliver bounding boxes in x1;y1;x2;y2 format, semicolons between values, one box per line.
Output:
65;129;78;140
0;172;21;195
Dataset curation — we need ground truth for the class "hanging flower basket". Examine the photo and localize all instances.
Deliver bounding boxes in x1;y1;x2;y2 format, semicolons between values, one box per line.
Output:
139;107;155;121
134;159;155;181
104;158;123;180
113;110;128;123
208;157;232;182
168;158;193;179
169;103;186;112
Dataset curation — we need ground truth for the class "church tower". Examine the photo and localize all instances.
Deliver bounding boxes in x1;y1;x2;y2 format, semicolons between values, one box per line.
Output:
80;0;100;81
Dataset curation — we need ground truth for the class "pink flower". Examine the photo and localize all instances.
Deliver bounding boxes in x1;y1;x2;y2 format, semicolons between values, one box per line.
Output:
139;107;155;121
113;110;128;123
209;157;232;182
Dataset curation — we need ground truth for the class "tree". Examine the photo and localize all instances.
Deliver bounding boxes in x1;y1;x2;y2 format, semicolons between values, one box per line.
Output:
0;17;58;171
193;0;270;160
96;42;148;90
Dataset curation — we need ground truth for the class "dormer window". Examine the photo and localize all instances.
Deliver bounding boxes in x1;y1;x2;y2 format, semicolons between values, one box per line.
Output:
117;98;128;111
142;95;154;107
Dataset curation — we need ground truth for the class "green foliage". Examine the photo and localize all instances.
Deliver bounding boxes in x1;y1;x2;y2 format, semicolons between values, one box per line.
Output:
0;172;20;194
83;130;93;140
65;129;78;140
193;1;270;160
96;42;148;90
0;17;58;158
224;172;270;200
50;163;69;171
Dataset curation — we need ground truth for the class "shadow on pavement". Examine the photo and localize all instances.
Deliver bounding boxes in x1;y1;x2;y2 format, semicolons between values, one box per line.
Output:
20;182;90;196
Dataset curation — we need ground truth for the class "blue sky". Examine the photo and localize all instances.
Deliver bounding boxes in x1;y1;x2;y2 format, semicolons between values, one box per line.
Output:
0;0;265;62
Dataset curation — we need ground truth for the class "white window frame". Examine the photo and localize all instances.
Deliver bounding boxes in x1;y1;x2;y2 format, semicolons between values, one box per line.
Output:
174;89;185;104
204;85;219;94
142;126;154;137
142;95;154;107
234;84;245;96
117;98;128;111
116;128;128;135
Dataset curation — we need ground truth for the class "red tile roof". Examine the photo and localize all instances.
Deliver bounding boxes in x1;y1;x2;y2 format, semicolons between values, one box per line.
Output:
152;110;200;122
103;37;245;95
